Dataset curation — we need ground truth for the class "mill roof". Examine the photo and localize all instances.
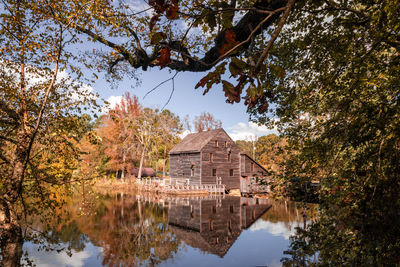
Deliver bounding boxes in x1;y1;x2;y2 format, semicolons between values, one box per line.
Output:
240;153;269;173
168;224;239;257
170;128;229;154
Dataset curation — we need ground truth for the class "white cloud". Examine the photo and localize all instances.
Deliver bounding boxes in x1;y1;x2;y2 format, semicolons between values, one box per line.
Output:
101;95;123;113
249;220;297;240
106;95;123;110
23;244;94;267
179;129;192;139
1;62;96;103
227;121;278;141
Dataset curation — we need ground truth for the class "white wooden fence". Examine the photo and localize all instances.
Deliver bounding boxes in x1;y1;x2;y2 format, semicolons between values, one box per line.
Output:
136;177;225;194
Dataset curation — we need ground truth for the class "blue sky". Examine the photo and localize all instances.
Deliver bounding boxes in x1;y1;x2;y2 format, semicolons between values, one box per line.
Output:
94;67;277;140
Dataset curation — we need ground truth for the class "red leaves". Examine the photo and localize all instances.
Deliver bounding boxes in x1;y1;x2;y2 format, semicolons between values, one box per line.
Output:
218;30;239;55
149;14;161;31
158;47;172;68
244;84;271;113
149;0;168;13
195;75;210;89
257;102;269;113
225;30;236;44
223;75;247;104
195;63;227;95
166;0;179;19
149;0;180;31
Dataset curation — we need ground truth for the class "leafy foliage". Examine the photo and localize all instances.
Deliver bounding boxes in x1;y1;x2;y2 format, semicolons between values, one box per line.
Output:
79;94;182;180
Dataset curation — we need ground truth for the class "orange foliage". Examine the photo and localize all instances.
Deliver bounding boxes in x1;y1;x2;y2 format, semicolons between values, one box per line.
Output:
98;93;142;175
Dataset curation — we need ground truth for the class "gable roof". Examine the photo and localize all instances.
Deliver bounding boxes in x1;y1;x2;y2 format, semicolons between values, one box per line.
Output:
240;153;269;173
168;224;239;257
170;128;229;154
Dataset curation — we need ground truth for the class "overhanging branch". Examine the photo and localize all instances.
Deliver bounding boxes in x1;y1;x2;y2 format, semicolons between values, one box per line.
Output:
73;0;289;73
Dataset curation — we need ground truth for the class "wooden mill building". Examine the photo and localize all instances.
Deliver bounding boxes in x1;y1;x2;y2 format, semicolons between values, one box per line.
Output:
169;128;268;191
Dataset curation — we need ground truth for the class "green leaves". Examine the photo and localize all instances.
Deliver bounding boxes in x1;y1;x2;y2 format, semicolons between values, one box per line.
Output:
229;58;247;77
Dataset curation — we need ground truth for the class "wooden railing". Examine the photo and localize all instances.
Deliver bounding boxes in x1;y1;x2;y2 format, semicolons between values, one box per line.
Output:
136;177;225;194
163;183;225;194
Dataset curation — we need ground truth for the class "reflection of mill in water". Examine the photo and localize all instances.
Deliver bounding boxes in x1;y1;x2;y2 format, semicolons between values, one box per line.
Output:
137;195;271;257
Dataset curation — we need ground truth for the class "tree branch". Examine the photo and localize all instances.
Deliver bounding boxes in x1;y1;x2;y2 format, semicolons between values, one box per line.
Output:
161;72;177;110
0;135;16;144
74;0;288;72
255;0;296;72
143;71;178;100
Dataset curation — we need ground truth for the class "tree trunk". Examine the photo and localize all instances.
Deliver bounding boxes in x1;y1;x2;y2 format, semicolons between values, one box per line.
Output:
121;151;126;182
163;146;167;177
138;147;145;179
0;201;23;267
163;159;166;177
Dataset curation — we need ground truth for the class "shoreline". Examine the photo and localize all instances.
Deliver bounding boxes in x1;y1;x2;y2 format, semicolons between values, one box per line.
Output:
91;178;270;198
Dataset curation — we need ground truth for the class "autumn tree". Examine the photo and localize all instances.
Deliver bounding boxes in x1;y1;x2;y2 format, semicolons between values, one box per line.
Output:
235;135;258;159
98;93;142;180
149;109;182;176
88;95;181;180
193;112;222;132
255;134;287;173
0;1;98;265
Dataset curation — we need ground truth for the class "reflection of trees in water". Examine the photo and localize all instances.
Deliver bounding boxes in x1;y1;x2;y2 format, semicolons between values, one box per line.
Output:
69;192;179;267
261;199;317;229
13;191;180;266
1;188;82;266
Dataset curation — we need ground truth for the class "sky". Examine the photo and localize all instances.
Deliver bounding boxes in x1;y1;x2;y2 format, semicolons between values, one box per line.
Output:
94;67;278;140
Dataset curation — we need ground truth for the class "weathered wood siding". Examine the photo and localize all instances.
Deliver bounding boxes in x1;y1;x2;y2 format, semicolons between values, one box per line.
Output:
168;199;201;231
199;197;242;255
169;152;201;185
240;197;272;228
200;131;241;190
240;154;267;177
166;196;272;256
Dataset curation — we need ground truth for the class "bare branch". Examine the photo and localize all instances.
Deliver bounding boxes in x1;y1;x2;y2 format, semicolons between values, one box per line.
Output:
161;72;177;110
143;71;179;100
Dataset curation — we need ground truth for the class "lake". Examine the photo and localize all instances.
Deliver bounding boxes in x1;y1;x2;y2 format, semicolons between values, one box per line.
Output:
20;191;315;267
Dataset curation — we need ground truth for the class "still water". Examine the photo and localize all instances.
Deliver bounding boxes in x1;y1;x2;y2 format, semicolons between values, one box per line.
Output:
22;192;311;267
